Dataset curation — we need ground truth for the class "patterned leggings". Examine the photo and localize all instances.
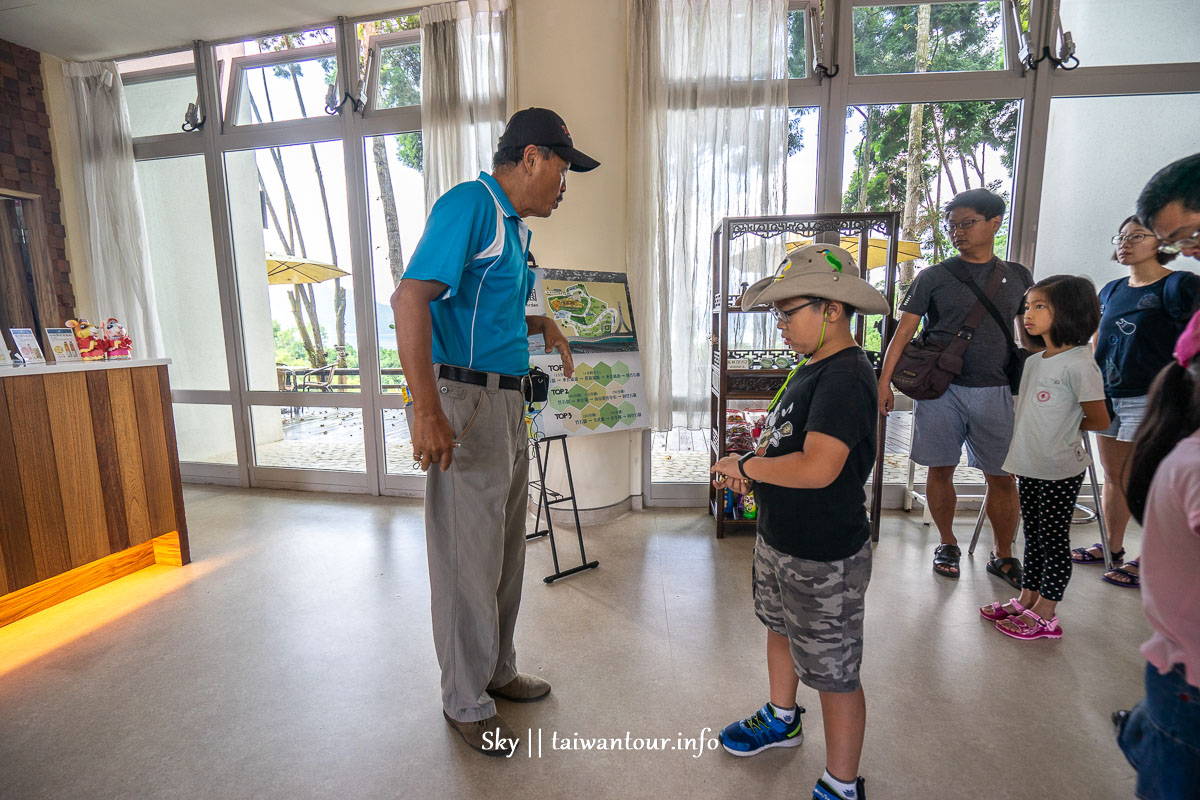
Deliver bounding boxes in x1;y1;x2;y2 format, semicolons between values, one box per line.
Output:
1017;473;1086;602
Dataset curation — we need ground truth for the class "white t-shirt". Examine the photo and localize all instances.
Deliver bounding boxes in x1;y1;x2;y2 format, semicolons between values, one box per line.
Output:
1002;346;1107;480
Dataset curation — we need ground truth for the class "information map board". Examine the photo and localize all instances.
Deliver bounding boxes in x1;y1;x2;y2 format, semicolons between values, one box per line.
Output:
526;269;649;439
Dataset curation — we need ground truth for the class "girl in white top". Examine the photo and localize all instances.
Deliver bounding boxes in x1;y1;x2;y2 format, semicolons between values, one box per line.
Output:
980;275;1111;640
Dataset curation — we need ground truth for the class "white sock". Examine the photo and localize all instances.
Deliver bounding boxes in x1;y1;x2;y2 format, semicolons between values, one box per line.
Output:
768;702;796;723
821;770;859;799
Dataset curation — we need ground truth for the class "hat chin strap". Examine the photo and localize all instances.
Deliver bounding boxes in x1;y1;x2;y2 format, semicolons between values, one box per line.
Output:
799;316;829;364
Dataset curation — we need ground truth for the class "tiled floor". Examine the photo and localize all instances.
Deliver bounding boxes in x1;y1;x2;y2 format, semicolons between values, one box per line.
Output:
0;486;1147;800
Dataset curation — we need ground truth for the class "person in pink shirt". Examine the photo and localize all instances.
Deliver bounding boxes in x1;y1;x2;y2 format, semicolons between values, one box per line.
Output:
1115;305;1200;800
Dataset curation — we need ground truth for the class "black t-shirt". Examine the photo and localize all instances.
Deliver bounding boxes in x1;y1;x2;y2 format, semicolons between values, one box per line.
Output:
754;346;878;561
1094;271;1200;397
898;256;1033;387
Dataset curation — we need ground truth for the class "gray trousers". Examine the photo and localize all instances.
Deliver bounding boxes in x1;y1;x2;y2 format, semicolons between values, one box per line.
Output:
425;371;529;722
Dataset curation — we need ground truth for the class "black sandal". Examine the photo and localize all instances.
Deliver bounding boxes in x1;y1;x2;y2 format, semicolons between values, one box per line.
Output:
987;553;1022;590
933;544;961;578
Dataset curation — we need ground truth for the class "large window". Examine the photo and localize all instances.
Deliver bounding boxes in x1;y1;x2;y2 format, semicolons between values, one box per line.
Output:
852;2;1006;76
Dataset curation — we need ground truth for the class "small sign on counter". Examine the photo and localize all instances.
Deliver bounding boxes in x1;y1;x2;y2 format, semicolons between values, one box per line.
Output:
44;328;82;363
9;328;45;365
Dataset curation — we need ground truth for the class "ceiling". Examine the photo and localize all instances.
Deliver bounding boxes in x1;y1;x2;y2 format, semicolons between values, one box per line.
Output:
0;0;421;61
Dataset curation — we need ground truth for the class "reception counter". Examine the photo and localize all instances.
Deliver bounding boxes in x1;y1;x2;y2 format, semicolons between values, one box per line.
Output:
0;359;189;627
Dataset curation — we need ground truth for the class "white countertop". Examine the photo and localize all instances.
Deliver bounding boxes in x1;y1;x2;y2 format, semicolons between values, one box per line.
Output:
0;358;171;376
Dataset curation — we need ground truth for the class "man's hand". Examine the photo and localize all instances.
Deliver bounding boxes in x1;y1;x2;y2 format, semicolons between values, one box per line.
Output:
412;406;457;472
878;380;895;415
538;316;575;379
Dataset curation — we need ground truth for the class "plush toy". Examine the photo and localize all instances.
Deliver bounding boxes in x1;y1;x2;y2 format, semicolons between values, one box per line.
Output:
103;318;133;360
65;318;108;361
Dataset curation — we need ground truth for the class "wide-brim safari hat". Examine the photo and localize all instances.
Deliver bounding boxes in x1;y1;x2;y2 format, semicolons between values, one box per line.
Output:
740;244;890;316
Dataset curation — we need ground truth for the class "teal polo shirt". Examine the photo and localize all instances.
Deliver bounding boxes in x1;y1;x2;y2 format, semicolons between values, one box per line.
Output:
403;172;534;377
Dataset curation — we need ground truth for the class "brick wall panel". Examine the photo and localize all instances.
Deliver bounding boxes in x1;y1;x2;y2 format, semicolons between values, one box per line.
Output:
0;38;74;321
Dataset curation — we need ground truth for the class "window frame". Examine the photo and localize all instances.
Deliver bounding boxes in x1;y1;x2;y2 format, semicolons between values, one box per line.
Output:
363;28;423;116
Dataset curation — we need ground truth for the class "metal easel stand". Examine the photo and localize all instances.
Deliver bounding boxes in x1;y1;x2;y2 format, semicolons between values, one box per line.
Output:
526;434;600;583
968;433;1112;571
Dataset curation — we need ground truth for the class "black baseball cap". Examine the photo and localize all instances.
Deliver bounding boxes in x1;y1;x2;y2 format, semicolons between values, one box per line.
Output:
497;107;600;173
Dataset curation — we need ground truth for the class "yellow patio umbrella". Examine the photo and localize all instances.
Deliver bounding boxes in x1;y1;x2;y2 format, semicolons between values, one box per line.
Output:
266;254;350;285
786;236;923;270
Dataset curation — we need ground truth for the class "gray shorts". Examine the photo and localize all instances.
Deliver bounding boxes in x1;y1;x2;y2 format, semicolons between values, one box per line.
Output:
1098;394;1147;442
910;383;1014;476
753;536;872;694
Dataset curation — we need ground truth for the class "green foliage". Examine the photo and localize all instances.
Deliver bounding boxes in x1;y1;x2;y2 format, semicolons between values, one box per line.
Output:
787;10;807;79
841;3;1018;263
853;2;1004;76
273;321;309;366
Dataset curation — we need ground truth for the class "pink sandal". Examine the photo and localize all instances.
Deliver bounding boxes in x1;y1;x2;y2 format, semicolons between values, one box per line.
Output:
996;609;1063;640
979;597;1025;622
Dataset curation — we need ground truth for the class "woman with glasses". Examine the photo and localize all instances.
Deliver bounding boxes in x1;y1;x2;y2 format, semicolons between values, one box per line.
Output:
1073;215;1200;589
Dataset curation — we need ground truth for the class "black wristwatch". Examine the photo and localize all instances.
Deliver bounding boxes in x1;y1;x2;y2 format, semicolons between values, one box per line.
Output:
738;451;757;480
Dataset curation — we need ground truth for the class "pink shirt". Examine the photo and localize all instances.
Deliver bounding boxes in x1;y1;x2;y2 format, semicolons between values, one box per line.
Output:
1140;432;1200;686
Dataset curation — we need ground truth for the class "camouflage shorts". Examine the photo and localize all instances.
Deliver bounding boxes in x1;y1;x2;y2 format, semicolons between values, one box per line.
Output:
753;536;872;693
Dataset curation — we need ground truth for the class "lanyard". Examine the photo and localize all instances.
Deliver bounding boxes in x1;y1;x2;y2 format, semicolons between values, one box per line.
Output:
767;363;801;412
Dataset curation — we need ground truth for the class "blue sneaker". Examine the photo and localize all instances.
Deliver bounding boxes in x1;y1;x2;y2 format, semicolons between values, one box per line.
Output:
813;775;866;800
719;703;804;756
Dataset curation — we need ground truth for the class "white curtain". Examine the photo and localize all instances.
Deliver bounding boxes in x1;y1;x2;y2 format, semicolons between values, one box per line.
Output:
420;0;512;211
628;0;789;429
61;61;165;358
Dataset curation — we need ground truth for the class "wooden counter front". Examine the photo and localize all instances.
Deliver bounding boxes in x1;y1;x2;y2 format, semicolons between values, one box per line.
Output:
0;362;189;626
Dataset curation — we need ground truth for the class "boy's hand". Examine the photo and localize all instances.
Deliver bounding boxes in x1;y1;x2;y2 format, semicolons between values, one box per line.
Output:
711;456;751;494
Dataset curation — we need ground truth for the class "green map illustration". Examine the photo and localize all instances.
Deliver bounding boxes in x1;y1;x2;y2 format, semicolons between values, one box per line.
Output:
542;275;637;353
534;358;647;436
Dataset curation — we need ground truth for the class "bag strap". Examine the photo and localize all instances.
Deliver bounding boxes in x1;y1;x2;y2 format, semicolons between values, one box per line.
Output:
947;260;1017;354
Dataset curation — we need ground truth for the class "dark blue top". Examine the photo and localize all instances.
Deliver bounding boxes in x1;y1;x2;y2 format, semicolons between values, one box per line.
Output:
1094;271;1200;397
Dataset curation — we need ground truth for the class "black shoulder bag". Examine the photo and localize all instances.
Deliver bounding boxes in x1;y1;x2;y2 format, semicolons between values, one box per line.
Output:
891;263;1007;401
946;260;1030;395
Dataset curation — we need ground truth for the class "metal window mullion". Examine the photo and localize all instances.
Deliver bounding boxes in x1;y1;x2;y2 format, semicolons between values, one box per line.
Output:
1048;66;1200;98
846;74;1025;105
133;136;206;160
338;15;385;496
171;389;234;405
1007;0;1053;270
244;390;363;408
196;39;253;488
814;0;851;214
361;106;422;134
215;118;342;152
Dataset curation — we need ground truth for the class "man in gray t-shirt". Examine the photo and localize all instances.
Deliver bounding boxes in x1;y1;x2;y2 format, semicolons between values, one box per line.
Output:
899;257;1033;386
878;189;1031;588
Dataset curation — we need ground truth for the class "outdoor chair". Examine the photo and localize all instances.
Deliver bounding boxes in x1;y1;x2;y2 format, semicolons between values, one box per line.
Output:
297;364;335;392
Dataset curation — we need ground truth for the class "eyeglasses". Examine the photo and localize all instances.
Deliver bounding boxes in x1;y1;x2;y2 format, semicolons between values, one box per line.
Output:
943;218;985;234
770;298;825;323
1158;230;1200;255
1111;232;1153;245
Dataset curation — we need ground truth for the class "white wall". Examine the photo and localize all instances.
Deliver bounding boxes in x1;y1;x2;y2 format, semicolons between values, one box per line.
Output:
1033;93;1200;285
515;0;642;513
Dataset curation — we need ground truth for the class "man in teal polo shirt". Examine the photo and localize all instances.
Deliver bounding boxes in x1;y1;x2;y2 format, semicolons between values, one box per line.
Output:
391;108;598;757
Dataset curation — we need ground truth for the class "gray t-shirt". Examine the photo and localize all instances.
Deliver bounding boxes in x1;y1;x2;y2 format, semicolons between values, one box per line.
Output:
898;256;1034;387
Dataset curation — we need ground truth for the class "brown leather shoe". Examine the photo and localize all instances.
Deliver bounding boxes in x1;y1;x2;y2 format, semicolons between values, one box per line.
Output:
442;710;520;757
487;673;551;702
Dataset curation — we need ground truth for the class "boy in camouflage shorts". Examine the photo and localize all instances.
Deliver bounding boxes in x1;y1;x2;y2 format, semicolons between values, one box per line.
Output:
711;245;886;800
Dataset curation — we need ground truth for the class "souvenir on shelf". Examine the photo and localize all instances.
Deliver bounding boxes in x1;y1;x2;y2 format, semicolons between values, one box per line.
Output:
44;327;82;362
65;318;108;361
0;342;11;366
103;318;133;360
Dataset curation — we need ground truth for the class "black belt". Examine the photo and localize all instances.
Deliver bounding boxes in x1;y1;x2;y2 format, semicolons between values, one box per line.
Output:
438;364;523;392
